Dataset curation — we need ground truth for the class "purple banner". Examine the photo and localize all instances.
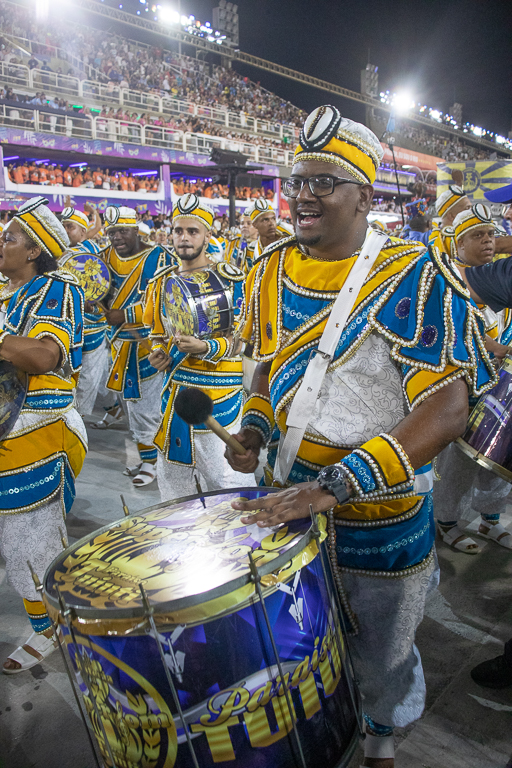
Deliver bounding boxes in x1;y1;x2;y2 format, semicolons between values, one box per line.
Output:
0;127;279;177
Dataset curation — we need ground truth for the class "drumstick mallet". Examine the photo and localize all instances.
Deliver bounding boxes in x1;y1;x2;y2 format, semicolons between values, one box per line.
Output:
174;388;248;456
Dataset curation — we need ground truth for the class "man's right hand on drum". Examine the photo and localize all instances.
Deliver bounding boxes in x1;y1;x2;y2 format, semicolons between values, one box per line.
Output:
224;427;262;474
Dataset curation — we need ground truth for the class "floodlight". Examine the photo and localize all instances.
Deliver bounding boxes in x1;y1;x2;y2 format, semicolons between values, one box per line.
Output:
159;6;179;24
391;92;415;115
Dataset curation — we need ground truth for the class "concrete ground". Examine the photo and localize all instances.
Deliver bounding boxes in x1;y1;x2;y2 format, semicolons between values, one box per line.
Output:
1;410;511;768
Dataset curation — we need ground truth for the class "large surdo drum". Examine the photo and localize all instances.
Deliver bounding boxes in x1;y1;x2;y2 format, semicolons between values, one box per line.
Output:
44;488;359;768
457;353;512;482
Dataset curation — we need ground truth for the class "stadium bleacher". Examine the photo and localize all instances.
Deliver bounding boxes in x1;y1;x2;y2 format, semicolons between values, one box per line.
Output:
0;0;509;167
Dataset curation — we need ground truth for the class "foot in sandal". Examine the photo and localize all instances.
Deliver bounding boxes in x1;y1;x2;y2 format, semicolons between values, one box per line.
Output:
3;629;58;674
132;461;157;487
478;519;512;549
437;522;481;554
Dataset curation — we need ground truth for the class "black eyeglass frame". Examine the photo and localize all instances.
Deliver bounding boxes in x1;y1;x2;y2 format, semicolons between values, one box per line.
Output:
282;175;364;198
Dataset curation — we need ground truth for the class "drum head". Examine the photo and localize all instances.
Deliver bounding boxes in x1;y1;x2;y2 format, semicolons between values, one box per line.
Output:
60;251;110;302
44;487;325;633
0;360;27;441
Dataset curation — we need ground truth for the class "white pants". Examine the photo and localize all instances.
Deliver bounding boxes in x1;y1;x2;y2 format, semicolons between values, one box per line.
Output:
0;497;64;601
433;442;509;523
343;555;437;728
125;374;163;446
157;429;256;503
76;340;112;416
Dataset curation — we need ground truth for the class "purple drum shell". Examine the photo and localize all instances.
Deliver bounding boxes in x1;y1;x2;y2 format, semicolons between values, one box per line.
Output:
458;356;512;482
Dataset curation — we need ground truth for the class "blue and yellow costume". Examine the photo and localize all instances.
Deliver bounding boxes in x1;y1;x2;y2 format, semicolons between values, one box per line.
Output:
237;106;496;737
225;200;292;273
143;195;246;467
434;204;510;545
240;234;495;572
0;197;87;640
102;205;174;466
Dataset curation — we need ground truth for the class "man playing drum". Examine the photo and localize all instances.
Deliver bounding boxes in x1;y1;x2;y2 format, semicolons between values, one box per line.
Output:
101;206;174;487
144;193;255;501
434;205;512;553
225;106;495;767
0;197;87;673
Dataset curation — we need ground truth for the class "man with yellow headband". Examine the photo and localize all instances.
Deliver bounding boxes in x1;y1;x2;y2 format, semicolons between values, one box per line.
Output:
435;204;512;555
225;199;292;273
0;196;87;673
59;205;113;418
143;193;255;501
60;204;102;254
224;106;495;766
429;184;471;258
102;205;174;487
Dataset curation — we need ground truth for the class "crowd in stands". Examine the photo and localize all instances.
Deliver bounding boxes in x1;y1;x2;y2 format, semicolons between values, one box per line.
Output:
395;121;495;161
0;0;304;128
171;176;274;201
0;88;294;153
0;1;507;164
6;159;160;192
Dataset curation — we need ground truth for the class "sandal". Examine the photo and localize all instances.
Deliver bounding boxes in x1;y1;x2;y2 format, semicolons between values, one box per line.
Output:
437;523;481;554
3;630;58;675
478;522;512;550
91;406;124;430
132;462;157;487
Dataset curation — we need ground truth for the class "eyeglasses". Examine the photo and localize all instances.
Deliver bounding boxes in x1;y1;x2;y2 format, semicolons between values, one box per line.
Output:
282;175;363;198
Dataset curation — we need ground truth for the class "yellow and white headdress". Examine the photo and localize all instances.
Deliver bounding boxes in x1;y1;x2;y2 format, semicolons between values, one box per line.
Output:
104;205;138;230
61;206;90;231
245;198;275;222
293;105;383;184
453;204;494;242
14;196;69;258
435;185;467;217
172;194;214;230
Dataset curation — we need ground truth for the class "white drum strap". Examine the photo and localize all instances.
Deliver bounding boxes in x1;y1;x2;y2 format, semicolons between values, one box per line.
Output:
273;229;387;485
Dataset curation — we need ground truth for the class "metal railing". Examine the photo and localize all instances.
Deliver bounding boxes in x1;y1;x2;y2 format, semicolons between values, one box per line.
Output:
0;103;297;166
0;61;300;143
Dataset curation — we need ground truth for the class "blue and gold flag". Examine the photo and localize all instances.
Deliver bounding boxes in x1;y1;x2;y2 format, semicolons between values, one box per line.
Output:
437;161;512;202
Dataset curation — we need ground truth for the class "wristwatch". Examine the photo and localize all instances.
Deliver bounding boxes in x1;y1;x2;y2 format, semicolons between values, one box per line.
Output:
316;464;352;505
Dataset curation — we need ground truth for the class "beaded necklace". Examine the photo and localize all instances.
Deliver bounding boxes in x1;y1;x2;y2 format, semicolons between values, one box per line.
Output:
298;243;362;262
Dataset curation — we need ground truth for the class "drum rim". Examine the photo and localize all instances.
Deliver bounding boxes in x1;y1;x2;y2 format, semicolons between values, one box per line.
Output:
43;486;322;621
59;250;111;302
456;437;512;483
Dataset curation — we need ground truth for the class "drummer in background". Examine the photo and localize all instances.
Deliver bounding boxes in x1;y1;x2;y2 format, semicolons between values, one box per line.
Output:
224;212;258;273
0;196;87;674
434;205;512;553
429;185;471;259
224;106;496;768
101;206;174;487
144;193;256;502
245;198;293;268
60;205;114;418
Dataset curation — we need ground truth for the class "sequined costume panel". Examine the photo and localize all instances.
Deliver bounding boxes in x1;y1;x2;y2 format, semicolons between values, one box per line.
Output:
0;272;87;515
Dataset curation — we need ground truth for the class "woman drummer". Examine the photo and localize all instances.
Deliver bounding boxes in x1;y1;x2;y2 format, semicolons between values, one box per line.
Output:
0;196;87;674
